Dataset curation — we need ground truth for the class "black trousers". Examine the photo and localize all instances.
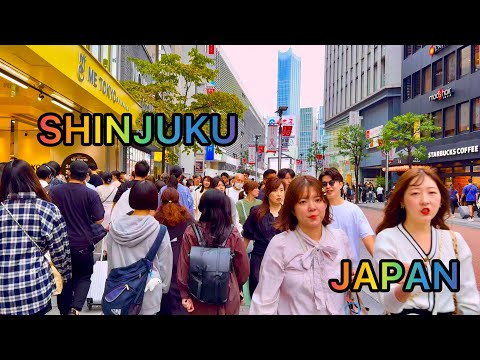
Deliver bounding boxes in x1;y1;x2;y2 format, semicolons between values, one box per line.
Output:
158;241;187;315
249;253;264;298
57;247;94;314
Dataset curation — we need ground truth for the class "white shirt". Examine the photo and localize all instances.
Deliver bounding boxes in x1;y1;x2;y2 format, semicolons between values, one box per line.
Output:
329;200;375;268
226;187;242;204
374;224;480;315
96;184;118;229
39;179;49;188
110;188;133;224
250;226;353;315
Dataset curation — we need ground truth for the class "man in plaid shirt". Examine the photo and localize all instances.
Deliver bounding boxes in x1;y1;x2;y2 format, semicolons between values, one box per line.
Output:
0;160;71;315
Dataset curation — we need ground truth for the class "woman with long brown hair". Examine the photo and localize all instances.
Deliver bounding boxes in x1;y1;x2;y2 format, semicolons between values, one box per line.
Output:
193;175;212;221
374;168;480;315
0;159;71;315
242;177;285;298
250;176;353;314
154;187;194;315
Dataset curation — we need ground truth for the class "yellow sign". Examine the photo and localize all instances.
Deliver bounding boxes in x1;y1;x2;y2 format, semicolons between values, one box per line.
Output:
26;45;142;118
154;152;163;162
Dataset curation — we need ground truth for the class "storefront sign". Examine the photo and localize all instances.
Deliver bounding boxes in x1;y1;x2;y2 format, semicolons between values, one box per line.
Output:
61;153;96;176
429;45;448;56
195;160;204;173
428;145;479;158
429;87;453;101
365;125;383;139
78;52;129;111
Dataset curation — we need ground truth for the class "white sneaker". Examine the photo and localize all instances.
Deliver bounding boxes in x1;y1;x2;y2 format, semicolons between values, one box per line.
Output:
468;218;474;222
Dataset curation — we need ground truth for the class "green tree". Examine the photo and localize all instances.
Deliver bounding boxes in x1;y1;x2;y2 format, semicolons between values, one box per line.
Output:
378;112;440;169
337;125;368;203
121;48;247;172
376;175;385;188
306;141;324;178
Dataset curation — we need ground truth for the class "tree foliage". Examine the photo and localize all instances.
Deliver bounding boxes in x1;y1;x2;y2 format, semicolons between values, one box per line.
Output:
337;125;368;203
378;112;440;168
306;141;325;178
121;48;247;166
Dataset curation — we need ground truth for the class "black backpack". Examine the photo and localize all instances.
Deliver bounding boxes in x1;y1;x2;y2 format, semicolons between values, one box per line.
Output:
102;225;166;315
188;223;234;305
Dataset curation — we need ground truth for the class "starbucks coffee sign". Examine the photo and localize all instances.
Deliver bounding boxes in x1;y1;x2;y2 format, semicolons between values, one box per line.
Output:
428;145;479;158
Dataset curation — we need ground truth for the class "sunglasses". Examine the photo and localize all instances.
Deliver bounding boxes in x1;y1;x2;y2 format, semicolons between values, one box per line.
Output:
321;180;337;187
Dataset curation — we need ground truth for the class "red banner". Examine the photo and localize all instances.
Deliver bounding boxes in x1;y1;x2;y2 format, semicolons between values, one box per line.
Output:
258;145;265;153
282;125;293;137
316;154;323;160
208;45;215;55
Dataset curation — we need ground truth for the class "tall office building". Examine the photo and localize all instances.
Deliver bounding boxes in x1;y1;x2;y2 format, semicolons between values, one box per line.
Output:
277;47;301;162
299;107;314;174
323;45;402;185
317;105;325;144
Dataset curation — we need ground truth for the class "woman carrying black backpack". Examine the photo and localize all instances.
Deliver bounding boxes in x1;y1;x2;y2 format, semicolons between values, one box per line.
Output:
177;189;249;315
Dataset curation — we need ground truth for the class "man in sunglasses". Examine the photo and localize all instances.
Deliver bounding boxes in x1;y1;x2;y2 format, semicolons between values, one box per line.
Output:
319;168;375;269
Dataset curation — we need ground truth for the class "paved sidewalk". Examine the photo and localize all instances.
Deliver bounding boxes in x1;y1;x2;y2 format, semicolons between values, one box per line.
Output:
357;201;480;229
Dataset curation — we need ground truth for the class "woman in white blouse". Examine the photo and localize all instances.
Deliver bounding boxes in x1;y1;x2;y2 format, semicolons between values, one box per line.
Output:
374;168;480;315
95;172;118;230
250;175;354;315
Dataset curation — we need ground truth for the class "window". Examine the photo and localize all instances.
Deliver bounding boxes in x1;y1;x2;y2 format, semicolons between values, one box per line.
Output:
90;45;100;60
110;45;118;79
102;45;110;71
403;76;412;102
373;64;378;91
444;106;455;137
475;45;480;72
432;59;443;88
422;66;432;94
404;45;413;59
432;110;442;138
445;52;456;84
473;97;480;132
458;102;470;134
381;59;385;86
361;72;365;99
459;46;471;78
412;71;421;97
367;68;371;95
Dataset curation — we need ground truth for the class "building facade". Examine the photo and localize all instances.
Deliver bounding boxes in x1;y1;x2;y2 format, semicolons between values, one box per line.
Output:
324;45;402;186
205;46;265;179
401;45;480;191
0;45;142;174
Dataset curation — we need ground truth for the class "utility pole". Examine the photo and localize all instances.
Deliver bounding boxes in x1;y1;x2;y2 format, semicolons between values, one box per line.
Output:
276;106;288;171
254;134;261;182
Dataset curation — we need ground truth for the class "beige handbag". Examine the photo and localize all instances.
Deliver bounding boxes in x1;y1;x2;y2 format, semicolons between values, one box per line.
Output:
1;202;63;295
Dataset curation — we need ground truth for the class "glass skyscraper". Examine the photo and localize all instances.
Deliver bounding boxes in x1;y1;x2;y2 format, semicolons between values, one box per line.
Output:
277;48;301;117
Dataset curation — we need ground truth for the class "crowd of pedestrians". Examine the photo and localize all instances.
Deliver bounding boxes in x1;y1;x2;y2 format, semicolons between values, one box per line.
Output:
0;158;479;315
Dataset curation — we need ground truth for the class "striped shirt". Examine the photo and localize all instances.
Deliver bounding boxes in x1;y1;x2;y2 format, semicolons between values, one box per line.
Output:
0;192;72;315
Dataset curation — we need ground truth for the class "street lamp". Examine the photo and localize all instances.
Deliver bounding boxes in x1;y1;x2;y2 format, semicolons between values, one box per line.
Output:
254;134;261;182
300;153;303;174
321;144;327;171
276;105;288;171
